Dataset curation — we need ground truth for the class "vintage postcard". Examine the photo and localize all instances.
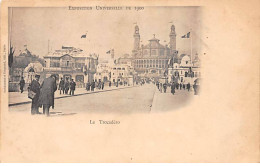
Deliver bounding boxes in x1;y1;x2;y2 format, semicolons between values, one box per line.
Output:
0;0;259;163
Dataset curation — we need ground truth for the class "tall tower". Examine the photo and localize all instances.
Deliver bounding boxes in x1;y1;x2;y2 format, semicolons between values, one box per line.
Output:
133;25;140;51
169;24;176;55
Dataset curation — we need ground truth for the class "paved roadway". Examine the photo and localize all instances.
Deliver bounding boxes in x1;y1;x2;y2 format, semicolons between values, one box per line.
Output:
9;84;156;115
9;84;194;115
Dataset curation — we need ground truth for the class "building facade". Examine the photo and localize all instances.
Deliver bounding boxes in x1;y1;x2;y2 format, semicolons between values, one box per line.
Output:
132;24;178;77
167;54;201;85
110;63;134;85
43;46;98;87
95;52;134;86
95;62;110;82
9;47;45;91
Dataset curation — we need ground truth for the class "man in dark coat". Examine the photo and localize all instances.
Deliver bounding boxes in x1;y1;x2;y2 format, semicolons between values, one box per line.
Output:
39;74;57;116
18;77;25;93
187;83;191;91
86;82;90;91
101;81;104;90
109;81;111;87
171;82;175;95
156;81;159;89
183;84;186;90
98;81;101;90
59;78;65;94
176;83;179;90
64;78;70;94
91;80;95;91
179;83;182;90
163;83;167;93
69;79;76;96
30;74;41;115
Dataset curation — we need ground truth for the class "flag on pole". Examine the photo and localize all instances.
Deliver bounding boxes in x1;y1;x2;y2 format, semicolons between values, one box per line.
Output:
181;32;190;38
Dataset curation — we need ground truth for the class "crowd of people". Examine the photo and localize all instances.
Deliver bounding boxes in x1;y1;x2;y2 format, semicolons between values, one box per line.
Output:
86;80;105;91
58;78;76;95
155;81;199;95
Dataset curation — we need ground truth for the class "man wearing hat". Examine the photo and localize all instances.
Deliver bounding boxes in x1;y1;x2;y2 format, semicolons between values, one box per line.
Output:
18;77;25;93
69;79;76;96
30;74;41;114
39;74;57;116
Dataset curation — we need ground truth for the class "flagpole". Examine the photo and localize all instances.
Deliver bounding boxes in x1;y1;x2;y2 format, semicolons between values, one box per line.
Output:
190;30;192;65
190;29;193;85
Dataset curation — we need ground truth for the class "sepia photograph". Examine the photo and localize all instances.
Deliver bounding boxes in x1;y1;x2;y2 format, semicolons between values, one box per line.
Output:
8;6;202;115
0;0;259;163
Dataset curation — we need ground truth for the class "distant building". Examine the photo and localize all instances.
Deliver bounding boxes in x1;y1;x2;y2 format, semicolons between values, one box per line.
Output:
132;25;178;77
95;51;134;85
9;47;45;91
10;47;45;83
117;54;132;66
95;62;110;82
167;54;201;84
43;46;98;87
110;63;134;85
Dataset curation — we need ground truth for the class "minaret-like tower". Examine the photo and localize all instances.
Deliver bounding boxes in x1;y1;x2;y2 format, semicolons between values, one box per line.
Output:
133;25;140;51
169;24;176;55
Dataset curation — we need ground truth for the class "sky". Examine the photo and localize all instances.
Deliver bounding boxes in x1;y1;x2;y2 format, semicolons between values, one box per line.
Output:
9;6;202;60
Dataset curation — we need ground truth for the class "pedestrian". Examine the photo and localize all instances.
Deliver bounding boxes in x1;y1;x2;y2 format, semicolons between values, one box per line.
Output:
29;74;41;115
69;79;76;95
109;81;111;87
171;82;175;95
91;80;95;91
64;78;70;94
38;74;57;116
101;81;104;90
59;77;65;94
183;84;186;90
187;83;191;91
99;81;102;90
176;83;179;90
86;82;90;91
163;83;167;93
179;83;182;90
18;77;25;93
156;81;159;89
159;83;163;93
